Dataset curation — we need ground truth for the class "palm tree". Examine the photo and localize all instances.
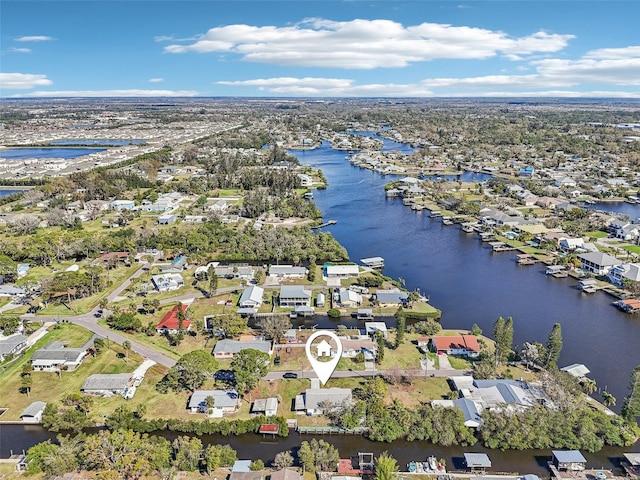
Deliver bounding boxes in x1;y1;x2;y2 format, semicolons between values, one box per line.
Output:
123;340;131;362
601;390;616;407
581;378;597;394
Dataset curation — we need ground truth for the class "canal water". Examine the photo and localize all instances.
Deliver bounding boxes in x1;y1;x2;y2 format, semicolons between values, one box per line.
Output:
290;136;640;410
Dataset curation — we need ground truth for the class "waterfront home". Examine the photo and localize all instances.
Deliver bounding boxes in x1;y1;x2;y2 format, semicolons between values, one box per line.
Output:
151;273;184;292
339;289;362;308
325;264;360;278
551;450;587;471
20;401;47;423
270;469;302;480
188;389;239;417
156;304;191;334
429;334;480;358
268;265;307;278
577;252;620;276
608;263;640;286
0;334;28;361
239;286;264;309
453;377;552;412
301;384;353;416
251;397;278;416
558;237;586;252
373;289;409;307
297;173;313;187
279;285;312;307
81;373;138;399
212;339;272;359
431;398;483;428
31;340;90;372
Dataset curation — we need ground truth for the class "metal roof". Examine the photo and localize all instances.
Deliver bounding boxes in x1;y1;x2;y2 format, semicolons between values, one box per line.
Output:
464;453;492;467
81;373;133;392
20;401;47;418
188;390;239;409
213;339;271;355
552;450;587;463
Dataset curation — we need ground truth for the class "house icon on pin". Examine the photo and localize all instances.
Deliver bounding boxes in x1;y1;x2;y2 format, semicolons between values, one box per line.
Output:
316;339;332;357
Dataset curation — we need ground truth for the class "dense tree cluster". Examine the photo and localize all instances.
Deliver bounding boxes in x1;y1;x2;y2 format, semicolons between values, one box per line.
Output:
25;429;238;478
479;405;640;452
156;350;219;393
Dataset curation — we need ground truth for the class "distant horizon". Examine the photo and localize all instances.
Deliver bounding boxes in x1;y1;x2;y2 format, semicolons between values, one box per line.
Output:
1;1;638;98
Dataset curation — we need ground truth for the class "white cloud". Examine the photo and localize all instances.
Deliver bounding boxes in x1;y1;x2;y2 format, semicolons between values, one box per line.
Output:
148;78;164;83
15;35;53;42
218;77;353;88
164;18;573;68
16;89;199;97
8;47;32;53
0;73;52;89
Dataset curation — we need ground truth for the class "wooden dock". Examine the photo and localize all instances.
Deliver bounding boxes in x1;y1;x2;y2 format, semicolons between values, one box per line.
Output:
312;220;337;229
489;241;516;252
298;426;369;435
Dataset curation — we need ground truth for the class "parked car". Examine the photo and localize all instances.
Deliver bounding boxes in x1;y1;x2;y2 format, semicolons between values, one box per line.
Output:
282;372;298;379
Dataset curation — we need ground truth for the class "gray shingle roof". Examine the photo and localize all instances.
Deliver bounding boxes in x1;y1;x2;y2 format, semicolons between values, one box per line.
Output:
213;339;271;355
20;401;47;418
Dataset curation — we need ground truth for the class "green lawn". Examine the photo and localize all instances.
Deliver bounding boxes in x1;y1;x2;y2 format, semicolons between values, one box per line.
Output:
585;231;608;239
622;245;640;254
378;333;423;370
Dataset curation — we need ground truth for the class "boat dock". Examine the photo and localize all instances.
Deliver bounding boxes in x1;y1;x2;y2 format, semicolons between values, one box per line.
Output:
613;298;640;313
546;265;569;277
360;256;385;269
312;219;337;229
516;253;537;265
489;241;516;252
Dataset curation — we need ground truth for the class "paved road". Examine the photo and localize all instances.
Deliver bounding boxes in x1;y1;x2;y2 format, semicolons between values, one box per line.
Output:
21;263;178;368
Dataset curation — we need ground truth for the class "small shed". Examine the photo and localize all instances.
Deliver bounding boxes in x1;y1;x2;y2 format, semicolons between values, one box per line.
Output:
560;363;591;379
20;401;47;423
464;452;491;472
552;450;587;471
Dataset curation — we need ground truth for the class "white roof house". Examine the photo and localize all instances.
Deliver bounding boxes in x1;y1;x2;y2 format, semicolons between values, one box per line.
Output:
303;387;353;416
279;286;312;307
325;264;360;278
561;363;591;379
188;390;239;416
238;286;264;308
269;265;307;278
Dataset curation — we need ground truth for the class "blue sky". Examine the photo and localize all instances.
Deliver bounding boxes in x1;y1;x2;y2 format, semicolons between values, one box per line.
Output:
1;1;639;98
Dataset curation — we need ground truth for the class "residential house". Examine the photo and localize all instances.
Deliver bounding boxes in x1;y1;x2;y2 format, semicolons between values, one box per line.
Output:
212;339;272;359
268;265;307;278
429;335;480;358
156;303;191;334
558;237;586;252
560;363;590;379
31;341;90;371
188;390;239;417
519;166;535;177
251;397;279;416
81;373;138;398
431;398;483;428
338;289;362;307
20;401;47;423
340;338;376;361
110;199;136;211
325;264;359;278
301;385;353;416
0;285;26;297
151;273;184;292
365;322;387;338
453;377;553;411
609;220;640;241
238;286;264;308
279;286;312;307
270;469;302;480
157;214;177;225
577;252;620;275
91;251;130;268
297;174;313;187
374;289;408;308
0;334;28;361
608;263;640;286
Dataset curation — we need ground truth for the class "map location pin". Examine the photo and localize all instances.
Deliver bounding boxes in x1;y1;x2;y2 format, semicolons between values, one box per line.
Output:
305;330;343;386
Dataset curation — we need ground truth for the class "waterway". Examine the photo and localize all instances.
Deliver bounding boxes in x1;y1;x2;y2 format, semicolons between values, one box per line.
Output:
0;147;106;160
0;189;21;198
0;424;635;474
290;137;640;409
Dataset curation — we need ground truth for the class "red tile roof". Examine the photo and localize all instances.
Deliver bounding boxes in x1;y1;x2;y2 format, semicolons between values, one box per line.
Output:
156;304;190;330
431;334;480;352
